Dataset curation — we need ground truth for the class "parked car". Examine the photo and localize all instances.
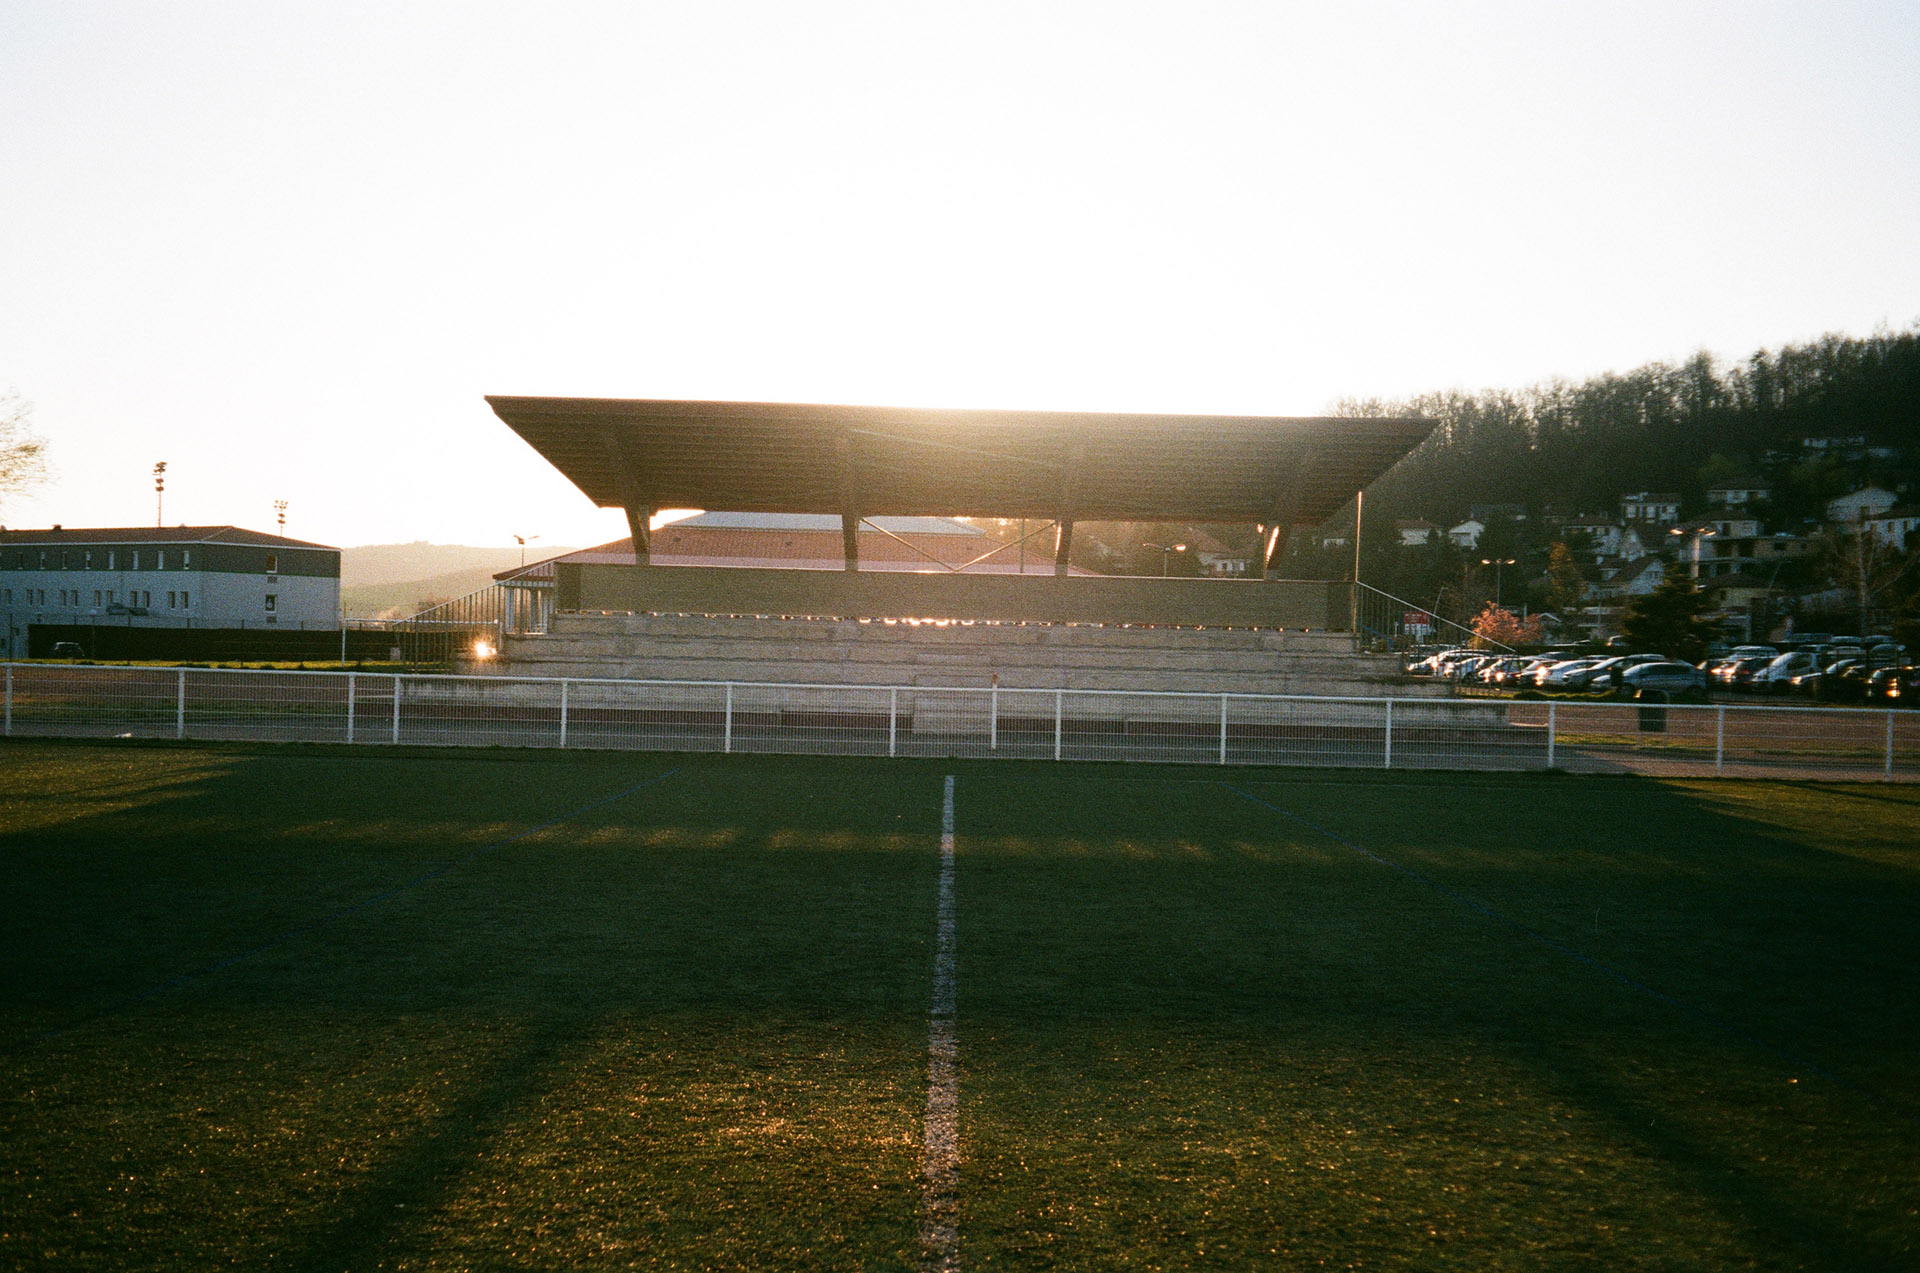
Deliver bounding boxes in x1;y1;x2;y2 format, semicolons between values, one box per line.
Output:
1717;654;1773;691
1791;658;1872;703
1753;650;1819;694
48;641;85;658
1539;657;1604;689
1620;660;1708;697
1867;666;1919;705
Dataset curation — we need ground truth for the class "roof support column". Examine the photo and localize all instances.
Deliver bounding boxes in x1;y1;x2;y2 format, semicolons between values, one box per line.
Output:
837;431;860;572
605;426;652;567
1259;448;1313;580
623;505;652;567
1054;443;1086;577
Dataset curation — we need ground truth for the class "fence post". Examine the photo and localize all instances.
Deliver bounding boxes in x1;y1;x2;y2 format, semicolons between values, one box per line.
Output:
1383;698;1393;769
990;685;998;751
1219;693;1229;765
1715;705;1724;775
1054;689;1064;761
1546;701;1556;770
392;676;401;745
559;679;569;749
1888;710;1896;781
346;671;356;743
889;687;898;757
724;683;733;754
176;668;186;740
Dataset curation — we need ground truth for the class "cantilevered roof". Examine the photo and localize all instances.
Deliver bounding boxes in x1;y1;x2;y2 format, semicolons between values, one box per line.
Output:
485;397;1434;526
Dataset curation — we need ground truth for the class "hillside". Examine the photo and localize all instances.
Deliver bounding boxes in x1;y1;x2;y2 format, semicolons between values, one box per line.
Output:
340;542;577;619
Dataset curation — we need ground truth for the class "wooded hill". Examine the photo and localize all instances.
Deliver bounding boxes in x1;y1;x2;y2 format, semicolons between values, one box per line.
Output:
1342;325;1918;532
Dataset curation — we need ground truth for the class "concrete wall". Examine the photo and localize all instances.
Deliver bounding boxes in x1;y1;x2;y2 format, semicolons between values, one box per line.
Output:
500;612;1441;698
558;563;1348;629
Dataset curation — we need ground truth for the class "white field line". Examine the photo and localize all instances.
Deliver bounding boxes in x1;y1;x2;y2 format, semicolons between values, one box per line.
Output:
921;774;960;1271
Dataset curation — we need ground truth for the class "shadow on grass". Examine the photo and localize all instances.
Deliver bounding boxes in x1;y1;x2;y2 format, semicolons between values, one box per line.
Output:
278;1015;587;1273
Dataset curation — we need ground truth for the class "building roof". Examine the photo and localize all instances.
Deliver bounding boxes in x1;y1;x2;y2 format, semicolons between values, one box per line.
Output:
497;517;1093;582
664;511;986;535
0;524;337;550
485;396;1435;527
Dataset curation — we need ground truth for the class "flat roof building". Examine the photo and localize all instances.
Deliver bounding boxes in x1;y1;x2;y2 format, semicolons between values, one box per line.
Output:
0;525;340;658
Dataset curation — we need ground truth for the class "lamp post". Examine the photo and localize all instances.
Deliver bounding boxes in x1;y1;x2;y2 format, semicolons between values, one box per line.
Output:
1480;557;1516;606
513;533;540;569
1141;541;1187;576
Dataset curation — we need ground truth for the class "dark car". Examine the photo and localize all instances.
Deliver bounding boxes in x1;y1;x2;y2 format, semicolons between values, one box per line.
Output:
1867;666;1920;706
1791;658;1871;703
48;641;86;658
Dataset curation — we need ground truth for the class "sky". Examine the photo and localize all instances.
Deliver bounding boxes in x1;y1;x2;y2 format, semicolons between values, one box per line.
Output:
1;1;1916;549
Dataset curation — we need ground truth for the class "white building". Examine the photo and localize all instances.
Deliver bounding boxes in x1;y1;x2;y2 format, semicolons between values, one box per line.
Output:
1706;484;1769;510
1447;518;1484;550
1864;505;1920;550
1825;486;1899;524
0;525;340;658
1619;491;1682;524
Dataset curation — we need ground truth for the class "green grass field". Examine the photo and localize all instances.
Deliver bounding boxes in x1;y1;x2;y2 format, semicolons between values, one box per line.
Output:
2;739;1917;1270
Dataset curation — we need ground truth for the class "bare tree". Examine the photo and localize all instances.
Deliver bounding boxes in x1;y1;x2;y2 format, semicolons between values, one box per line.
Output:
0;389;50;514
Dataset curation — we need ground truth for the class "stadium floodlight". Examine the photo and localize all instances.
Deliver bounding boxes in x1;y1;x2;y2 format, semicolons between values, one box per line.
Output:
1480;557;1517;605
152;462;167;526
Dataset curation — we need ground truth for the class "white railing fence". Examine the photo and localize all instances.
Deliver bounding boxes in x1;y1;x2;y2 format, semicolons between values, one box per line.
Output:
2;664;1913;781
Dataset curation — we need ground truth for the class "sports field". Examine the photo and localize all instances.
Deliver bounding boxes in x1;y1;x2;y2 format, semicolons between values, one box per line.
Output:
2;739;1917;1270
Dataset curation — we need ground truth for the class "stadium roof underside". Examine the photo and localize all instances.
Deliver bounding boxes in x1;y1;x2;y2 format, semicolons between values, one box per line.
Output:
486;396;1435;575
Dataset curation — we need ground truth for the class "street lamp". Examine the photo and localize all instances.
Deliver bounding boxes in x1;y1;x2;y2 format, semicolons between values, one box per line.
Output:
513;533;540;568
1480;557;1516;606
1142;541;1187;576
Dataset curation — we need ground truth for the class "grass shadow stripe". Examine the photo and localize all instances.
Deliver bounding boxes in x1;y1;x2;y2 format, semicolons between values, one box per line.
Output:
1220;780;1920;1127
20;766;682;1051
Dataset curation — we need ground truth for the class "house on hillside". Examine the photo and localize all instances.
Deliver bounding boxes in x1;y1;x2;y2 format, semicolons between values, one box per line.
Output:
1620;491;1682;525
1865;505;1920;550
1591;555;1666;601
1707;483;1770;510
1395;518;1442;547
1447;519;1484;550
1187;531;1254;576
1558;516;1625;563
1826;486;1899;524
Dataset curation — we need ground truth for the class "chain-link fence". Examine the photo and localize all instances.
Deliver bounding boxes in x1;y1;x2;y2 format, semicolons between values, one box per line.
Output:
3;663;1914;780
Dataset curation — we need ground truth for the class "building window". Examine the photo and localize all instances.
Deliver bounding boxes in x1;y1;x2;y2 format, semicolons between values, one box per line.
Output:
157;550;166;570
94;590;102;607
182;550;191;569
180;590;189;608
265;553;278;574
264;594;277;613
84;551;93;569
131;551;140;570
167;591;176;609
107;550;116;570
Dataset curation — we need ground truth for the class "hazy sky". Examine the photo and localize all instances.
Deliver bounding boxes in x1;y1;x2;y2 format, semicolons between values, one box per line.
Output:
2;1;1916;548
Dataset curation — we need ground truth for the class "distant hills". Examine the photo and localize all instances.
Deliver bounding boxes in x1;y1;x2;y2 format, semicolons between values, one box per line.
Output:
341;542;578;618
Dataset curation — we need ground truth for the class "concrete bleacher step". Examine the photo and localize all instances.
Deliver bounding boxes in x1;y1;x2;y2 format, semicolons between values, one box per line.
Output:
497;614;1444;698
